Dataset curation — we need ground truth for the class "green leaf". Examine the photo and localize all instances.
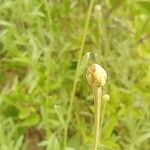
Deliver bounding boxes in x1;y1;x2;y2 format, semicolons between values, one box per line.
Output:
136;132;150;146
23;114;40;126
136;0;150;14
19;108;30;119
103;116;117;139
39;134;60;150
14;135;24;150
77;52;91;78
54;105;66;129
49;136;60;150
65;148;75;150
0;20;14;27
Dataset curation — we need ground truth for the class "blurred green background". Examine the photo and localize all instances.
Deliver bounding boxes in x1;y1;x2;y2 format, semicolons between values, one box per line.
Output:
0;0;150;150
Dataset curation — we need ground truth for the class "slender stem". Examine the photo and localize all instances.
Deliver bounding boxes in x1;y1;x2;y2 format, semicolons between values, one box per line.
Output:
97;11;110;56
93;87;102;150
99;99;107;139
64;0;95;148
63;127;67;149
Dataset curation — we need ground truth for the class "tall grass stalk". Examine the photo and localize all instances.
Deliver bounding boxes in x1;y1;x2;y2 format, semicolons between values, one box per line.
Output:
64;0;95;148
86;63;107;150
93;87;102;150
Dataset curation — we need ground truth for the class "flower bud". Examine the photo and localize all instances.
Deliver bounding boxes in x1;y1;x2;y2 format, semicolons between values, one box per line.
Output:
86;63;107;88
93;4;102;19
94;4;101;13
103;94;110;101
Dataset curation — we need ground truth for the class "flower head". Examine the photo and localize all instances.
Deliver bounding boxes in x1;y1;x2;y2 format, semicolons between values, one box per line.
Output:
86;63;107;88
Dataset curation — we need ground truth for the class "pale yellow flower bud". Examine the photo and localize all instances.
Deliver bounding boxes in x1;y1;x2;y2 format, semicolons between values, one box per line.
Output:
86;63;107;88
93;4;102;19
103;94;110;101
94;4;101;13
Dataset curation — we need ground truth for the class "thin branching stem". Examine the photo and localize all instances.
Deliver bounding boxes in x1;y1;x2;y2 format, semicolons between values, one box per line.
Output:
64;0;95;148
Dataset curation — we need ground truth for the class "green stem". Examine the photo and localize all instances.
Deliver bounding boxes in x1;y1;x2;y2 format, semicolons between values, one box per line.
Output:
99;98;108;139
97;11;109;56
64;0;95;148
93;87;102;150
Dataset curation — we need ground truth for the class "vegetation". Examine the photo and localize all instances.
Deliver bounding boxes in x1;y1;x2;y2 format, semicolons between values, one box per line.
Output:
0;0;150;150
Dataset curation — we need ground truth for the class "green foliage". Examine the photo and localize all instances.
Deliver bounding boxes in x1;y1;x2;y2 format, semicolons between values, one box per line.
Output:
0;0;150;149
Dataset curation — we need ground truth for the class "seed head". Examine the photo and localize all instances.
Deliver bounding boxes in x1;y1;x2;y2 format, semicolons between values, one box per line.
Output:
86;63;107;88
